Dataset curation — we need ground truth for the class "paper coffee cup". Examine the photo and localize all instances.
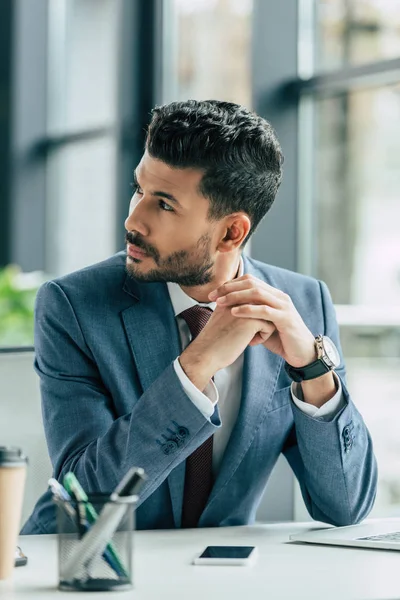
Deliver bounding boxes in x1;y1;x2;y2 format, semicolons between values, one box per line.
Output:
0;447;27;580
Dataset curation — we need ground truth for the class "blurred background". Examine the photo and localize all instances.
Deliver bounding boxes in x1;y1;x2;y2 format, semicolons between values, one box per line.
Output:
0;0;399;522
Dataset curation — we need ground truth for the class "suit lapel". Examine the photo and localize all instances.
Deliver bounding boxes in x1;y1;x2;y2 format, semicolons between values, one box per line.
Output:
121;276;186;527
122;276;181;390
200;255;283;522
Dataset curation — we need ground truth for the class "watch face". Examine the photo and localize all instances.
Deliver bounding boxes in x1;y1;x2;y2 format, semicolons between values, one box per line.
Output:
322;336;341;367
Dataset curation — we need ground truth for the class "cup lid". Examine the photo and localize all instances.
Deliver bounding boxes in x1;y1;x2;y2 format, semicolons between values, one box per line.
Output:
0;446;28;466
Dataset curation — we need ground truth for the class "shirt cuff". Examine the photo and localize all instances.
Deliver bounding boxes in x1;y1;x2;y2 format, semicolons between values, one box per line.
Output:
173;357;218;420
290;372;345;419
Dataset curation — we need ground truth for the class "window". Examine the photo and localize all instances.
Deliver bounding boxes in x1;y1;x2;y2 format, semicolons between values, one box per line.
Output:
316;85;400;516
161;0;254;255
162;0;253;107
317;0;400;71
1;0;153;348
297;1;400;518
315;86;400;307
45;0;120;277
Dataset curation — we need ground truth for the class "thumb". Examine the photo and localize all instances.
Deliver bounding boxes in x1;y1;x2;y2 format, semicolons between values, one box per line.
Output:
248;332;265;346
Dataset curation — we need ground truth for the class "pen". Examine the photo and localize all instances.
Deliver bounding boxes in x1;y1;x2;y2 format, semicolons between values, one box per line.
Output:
111;467;147;500
63;472;127;577
48;479;85;539
48;478;73;503
68;488;88;538
63;474;99;526
48;478;123;577
48;478;75;519
62;467;146;581
62;473;127;578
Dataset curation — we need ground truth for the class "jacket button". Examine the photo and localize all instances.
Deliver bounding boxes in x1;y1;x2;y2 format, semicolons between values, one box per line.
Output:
172;421;190;439
176;426;189;439
162;440;178;455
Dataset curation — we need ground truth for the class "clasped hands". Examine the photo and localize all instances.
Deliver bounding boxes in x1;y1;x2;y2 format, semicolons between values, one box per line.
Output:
180;273;336;404
208;274;316;369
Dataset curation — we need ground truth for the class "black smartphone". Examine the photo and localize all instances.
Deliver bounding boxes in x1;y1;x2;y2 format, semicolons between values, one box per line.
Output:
193;545;257;565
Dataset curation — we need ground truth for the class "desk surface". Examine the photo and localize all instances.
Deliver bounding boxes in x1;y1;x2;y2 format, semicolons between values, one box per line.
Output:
2;520;400;600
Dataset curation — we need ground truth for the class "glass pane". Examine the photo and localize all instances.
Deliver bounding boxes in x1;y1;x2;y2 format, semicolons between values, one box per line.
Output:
2;135;119;347
316;0;400;71
46;137;118;277
47;0;120;134
315;85;400;307
166;0;253;106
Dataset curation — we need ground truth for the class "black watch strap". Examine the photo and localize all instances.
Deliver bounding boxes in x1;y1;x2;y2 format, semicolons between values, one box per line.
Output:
285;358;331;383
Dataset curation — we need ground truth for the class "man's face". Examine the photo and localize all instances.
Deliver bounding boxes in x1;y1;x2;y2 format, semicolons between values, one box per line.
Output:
124;152;218;286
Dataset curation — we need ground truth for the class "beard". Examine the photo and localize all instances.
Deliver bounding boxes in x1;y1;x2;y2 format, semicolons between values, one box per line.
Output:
125;231;215;286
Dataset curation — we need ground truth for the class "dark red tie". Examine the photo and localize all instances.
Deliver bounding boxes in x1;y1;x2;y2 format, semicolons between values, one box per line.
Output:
179;305;214;528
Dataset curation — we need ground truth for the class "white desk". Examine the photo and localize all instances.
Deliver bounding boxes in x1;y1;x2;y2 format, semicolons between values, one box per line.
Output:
2;521;400;600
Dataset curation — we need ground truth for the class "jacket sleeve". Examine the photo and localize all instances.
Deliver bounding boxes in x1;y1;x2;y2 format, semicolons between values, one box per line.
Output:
283;280;378;526
34;281;220;508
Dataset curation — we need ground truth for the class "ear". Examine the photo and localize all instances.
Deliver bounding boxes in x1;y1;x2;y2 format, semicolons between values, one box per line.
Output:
216;214;251;252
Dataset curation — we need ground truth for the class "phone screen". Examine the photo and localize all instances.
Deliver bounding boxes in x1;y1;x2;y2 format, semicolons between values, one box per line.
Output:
199;546;255;559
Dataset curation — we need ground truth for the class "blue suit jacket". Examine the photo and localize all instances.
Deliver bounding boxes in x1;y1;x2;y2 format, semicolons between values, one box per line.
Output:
21;252;377;534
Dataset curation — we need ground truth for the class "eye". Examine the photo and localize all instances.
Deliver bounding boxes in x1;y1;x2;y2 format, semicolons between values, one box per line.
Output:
158;200;174;212
131;183;143;196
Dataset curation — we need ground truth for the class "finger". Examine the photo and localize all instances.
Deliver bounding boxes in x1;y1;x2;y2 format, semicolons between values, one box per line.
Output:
208;278;253;300
241;275;291;303
218;288;284;309
231;304;285;325
248;333;264;346
248;331;274;346
209;274;291;305
257;281;290;303
231;305;277;337
219;273;290;301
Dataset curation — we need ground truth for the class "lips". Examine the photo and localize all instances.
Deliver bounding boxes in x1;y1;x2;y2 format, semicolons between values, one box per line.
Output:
127;244;149;259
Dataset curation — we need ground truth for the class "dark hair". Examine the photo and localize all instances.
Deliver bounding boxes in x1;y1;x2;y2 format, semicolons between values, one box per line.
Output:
146;99;283;243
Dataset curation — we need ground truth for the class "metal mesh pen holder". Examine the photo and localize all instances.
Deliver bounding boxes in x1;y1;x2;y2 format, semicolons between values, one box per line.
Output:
56;493;137;592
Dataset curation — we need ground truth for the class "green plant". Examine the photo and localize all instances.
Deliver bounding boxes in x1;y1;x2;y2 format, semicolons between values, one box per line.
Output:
0;265;40;347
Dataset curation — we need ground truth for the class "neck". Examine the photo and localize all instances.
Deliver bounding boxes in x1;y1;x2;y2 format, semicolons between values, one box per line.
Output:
180;252;242;303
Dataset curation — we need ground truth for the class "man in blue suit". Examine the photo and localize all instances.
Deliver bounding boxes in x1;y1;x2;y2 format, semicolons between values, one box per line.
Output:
22;100;377;534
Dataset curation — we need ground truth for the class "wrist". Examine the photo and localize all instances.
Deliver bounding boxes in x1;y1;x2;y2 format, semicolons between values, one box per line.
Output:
290;335;317;369
285;335;341;384
300;371;337;408
179;346;216;392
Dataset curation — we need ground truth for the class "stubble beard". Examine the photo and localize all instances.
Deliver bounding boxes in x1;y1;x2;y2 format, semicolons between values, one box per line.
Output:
126;233;214;286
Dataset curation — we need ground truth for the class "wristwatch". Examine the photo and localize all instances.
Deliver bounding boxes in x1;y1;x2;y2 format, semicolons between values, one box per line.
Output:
285;335;341;382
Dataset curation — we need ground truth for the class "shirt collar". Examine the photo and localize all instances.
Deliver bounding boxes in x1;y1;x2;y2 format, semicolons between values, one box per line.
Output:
167;256;244;317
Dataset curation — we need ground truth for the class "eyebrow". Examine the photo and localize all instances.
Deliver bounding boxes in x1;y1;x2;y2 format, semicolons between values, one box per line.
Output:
133;170;183;209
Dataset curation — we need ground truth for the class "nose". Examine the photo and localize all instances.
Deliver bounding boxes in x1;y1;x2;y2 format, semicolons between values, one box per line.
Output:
124;197;149;236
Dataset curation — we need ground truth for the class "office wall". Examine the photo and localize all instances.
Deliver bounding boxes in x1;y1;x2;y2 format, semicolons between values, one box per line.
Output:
0;351;52;524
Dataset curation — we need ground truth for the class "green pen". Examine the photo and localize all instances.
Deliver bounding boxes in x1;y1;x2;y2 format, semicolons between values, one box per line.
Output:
63;472;128;578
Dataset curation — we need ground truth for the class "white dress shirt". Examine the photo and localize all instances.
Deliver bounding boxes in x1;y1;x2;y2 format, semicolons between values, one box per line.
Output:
168;258;345;476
